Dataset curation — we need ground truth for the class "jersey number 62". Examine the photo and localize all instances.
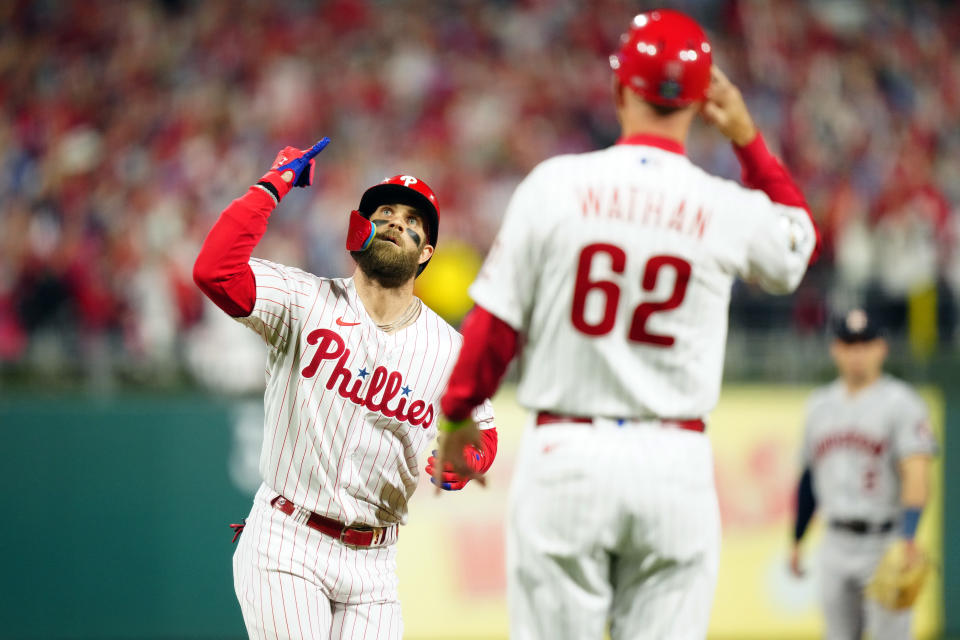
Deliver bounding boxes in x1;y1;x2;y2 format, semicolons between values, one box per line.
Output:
570;243;691;347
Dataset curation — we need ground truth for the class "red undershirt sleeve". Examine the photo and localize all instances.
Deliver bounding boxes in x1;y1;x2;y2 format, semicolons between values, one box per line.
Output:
193;186;276;317
733;133;821;262
441;305;520;422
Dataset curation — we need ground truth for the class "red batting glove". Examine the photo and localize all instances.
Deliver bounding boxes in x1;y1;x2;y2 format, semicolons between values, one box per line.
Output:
426;427;498;491
426;447;484;491
254;138;329;205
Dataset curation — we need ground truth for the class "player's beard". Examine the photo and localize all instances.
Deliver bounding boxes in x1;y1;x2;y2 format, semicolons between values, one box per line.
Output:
351;237;421;288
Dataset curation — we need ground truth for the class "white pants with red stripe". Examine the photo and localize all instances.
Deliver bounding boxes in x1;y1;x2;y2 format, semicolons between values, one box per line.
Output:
233;484;402;640
506;417;721;640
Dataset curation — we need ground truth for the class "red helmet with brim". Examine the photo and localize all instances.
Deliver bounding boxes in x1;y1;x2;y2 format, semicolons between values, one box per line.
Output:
357;175;439;276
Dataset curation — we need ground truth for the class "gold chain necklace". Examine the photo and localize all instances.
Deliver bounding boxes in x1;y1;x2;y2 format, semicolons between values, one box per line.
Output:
376;298;421;333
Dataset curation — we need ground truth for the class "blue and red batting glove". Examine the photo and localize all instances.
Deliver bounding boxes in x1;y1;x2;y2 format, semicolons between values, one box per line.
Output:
426;427;498;490
426;448;483;491
254;137;330;204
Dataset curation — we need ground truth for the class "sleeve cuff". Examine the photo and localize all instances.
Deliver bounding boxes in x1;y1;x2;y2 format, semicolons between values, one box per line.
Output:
254;182;280;206
241;183;282;214
901;507;922;539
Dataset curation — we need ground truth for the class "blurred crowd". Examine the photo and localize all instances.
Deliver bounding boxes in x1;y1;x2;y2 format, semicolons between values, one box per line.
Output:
1;0;958;387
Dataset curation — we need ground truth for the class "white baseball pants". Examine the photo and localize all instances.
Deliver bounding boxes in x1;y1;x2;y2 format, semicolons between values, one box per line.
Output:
506;417;721;640
232;484;402;640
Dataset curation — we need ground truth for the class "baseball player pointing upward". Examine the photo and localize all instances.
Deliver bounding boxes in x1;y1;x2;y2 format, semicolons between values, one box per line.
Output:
193;140;497;639
433;10;818;639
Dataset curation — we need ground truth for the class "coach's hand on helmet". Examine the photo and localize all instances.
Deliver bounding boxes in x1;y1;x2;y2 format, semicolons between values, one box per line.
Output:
255;137;330;204
700;66;757;146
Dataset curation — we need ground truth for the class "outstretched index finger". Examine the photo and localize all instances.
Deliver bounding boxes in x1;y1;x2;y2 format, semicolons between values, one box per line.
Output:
303;137;331;161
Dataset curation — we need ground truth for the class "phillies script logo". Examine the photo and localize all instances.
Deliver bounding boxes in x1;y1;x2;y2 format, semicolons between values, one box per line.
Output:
301;329;434;429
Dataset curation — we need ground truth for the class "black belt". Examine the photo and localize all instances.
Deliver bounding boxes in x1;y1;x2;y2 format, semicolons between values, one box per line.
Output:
829;519;894;535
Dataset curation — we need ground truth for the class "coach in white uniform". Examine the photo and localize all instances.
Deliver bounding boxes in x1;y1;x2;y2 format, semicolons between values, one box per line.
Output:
434;10;818;640
194;139;498;639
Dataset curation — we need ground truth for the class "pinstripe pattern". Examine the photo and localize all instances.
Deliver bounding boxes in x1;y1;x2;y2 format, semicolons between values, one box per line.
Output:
232;259;494;638
506;418;720;639
472;143;813;638
236;259;494;526
234;486;403;640
472;145;816;420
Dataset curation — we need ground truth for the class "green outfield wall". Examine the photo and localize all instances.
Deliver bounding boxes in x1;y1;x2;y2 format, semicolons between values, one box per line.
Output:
0;388;953;639
0;394;250;639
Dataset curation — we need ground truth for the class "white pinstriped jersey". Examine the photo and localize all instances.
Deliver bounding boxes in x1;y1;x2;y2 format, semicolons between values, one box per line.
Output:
237;258;494;528
471;143;816;419
802;375;936;522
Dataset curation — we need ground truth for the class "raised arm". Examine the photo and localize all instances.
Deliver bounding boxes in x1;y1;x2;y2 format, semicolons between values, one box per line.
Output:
193;138;330;317
701;66;821;267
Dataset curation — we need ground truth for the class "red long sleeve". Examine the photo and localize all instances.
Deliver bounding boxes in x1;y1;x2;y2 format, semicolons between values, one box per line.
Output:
441;305;520;421
193;186;276;317
733;133;821;262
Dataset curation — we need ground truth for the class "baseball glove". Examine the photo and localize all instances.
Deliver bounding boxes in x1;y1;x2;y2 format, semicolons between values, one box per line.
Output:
866;540;931;610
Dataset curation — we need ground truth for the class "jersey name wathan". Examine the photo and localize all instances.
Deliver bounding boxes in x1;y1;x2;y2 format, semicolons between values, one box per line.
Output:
579;186;712;240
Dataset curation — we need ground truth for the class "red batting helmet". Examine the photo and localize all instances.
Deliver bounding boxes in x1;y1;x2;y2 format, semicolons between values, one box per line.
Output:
609;9;712;107
357;174;439;275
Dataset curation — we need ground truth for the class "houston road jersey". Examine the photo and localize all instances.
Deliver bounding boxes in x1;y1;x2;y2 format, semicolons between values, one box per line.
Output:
471;142;816;419
236;258;495;528
802;375;936;522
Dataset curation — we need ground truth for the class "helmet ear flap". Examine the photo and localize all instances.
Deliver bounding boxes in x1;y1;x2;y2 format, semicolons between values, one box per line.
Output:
346;210;376;252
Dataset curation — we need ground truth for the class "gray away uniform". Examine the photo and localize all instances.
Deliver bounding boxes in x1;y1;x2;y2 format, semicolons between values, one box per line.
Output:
801;375;936;640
